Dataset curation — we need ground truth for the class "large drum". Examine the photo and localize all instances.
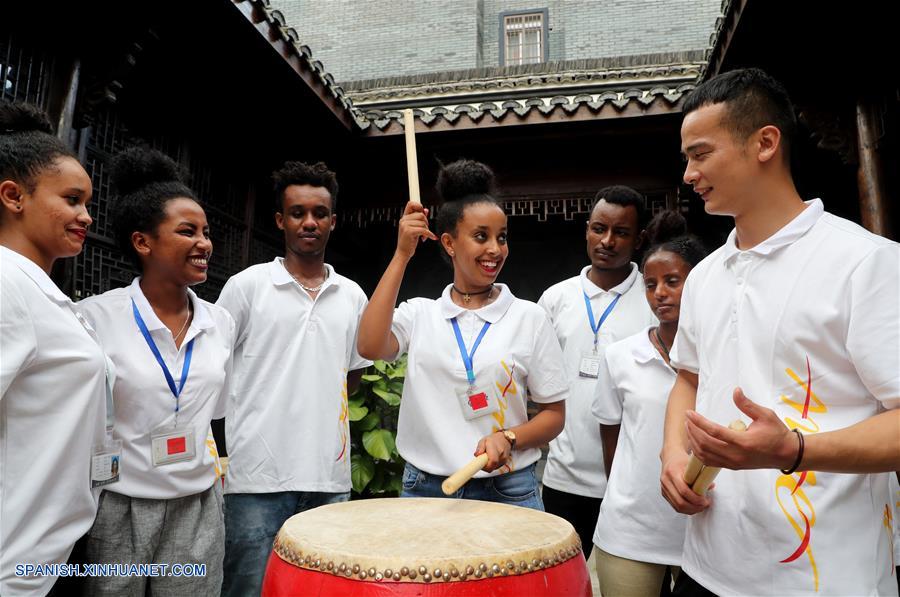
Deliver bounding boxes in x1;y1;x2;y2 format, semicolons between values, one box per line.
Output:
262;497;591;596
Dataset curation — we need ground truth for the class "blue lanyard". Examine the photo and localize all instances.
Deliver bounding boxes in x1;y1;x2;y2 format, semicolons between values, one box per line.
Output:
451;318;491;387
131;299;194;414
583;292;621;352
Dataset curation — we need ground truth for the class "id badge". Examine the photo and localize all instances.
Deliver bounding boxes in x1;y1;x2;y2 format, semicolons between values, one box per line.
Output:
579;352;603;378
91;439;122;488
151;426;196;466
456;384;499;421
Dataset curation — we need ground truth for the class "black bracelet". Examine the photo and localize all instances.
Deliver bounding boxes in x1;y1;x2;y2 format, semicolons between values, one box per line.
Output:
780;428;805;475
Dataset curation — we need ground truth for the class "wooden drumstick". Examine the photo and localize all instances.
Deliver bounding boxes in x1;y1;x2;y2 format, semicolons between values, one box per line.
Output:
402;109;421;204
684;419;747;496
442;454;489;495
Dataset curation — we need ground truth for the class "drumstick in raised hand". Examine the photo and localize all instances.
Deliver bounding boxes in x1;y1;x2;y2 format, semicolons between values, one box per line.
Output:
403;109;421;204
684;419;747;496
442;454;489;495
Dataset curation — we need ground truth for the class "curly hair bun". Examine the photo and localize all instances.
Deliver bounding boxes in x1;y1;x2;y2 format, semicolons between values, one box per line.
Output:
0;100;54;135
111;147;185;196
645;210;687;246
435;159;495;202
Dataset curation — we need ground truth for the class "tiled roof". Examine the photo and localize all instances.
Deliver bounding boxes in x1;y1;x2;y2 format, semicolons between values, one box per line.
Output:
344;52;704;134
232;0;363;130
701;0;745;80
235;2;707;135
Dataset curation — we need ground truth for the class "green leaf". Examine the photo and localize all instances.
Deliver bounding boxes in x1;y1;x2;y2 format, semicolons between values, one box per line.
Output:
361;374;382;382
363;428;396;461
373;360;387;373
371;387;401;406
351;454;375;493
388;380;404;395
356;412;380;432
348;401;368;421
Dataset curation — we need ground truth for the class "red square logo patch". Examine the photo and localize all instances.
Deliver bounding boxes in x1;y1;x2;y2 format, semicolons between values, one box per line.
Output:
167;437;187;455
468;392;488;411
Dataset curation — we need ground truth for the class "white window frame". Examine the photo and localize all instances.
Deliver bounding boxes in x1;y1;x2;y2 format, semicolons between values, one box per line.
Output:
499;9;549;67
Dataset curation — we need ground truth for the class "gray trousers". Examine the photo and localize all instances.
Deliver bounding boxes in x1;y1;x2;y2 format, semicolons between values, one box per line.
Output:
83;483;225;597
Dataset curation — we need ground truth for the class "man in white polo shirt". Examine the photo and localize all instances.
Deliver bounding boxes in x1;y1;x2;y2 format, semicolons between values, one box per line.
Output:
538;185;655;555
661;68;899;596
217;161;371;597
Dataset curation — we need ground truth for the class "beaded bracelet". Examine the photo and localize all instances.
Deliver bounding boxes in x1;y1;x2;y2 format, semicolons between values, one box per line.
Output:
780;428;805;475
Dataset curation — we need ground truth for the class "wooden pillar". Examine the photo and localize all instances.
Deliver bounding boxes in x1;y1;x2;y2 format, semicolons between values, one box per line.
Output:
855;97;894;239
55;58;81;146
241;182;257;268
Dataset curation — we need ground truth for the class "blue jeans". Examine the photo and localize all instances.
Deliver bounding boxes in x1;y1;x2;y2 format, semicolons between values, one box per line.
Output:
400;462;544;511
222;491;349;597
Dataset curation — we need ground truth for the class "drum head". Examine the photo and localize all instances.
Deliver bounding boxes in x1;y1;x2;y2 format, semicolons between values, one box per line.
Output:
273;498;581;583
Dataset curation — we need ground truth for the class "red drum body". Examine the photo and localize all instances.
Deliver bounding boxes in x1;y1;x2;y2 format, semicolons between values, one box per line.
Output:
261;497;591;596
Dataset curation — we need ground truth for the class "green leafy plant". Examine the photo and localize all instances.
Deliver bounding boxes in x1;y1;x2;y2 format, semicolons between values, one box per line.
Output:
348;355;406;497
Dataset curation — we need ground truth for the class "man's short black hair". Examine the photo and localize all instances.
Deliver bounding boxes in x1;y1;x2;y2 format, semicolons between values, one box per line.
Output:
272;161;338;211
589;185;648;230
682;67;796;163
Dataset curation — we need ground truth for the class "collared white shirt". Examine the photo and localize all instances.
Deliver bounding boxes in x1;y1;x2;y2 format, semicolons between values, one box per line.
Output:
392;284;568;477
537;263;655;497
1;246;107;597
592;327;686;565
671;200;900;595
217;258;370;494
79;277;234;499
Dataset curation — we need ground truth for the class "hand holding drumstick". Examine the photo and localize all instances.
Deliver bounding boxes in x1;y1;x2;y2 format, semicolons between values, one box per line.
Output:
441;431;513;495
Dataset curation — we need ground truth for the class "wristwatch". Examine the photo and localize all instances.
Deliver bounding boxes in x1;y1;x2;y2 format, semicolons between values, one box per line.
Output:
500;429;517;451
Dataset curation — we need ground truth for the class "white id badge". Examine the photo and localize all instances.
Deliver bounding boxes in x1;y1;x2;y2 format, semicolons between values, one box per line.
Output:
578;352;603;378
91;439;122;488
456;384;499;421
151;426;196;466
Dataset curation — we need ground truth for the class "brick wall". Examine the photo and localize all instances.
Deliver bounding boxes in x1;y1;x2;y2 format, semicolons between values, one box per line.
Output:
270;0;721;83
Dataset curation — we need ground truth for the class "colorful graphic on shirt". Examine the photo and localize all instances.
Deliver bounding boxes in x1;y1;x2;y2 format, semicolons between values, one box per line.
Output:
884;503;895;573
491;360;517;472
775;356;826;591
336;375;349;462
206;428;222;479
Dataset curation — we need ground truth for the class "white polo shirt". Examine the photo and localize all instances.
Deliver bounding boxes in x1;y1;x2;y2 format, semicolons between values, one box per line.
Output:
670;199;900;596
592;327;686;565
1;246;107;597
217;259;370;494
79;277;234;499
537;264;655;497
392;284;568;477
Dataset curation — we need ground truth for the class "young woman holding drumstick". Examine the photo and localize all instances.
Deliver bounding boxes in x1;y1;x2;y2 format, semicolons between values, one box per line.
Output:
592;211;707;596
357;160;567;511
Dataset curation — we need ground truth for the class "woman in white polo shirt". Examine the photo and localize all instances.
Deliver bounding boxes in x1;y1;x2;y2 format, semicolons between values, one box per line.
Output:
592;211;707;596
78;147;234;596
0;101;109;597
358;160;567;510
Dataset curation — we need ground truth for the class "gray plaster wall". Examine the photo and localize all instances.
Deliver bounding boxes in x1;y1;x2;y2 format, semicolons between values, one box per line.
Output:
270;0;722;83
